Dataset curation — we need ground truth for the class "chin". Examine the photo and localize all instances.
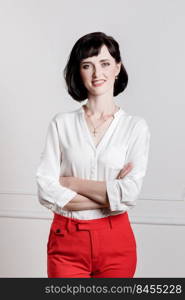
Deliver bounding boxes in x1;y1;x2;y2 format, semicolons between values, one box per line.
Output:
90;90;108;97
89;86;111;96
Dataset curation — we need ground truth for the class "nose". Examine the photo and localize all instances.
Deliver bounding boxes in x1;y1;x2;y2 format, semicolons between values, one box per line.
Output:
92;65;101;78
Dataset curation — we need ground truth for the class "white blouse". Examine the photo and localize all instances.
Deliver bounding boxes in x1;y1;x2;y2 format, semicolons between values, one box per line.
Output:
36;105;151;220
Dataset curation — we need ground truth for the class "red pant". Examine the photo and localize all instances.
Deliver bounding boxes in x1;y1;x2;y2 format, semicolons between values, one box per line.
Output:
47;212;137;278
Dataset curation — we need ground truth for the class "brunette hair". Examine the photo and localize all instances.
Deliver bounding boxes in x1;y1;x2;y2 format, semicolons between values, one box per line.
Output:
63;32;128;101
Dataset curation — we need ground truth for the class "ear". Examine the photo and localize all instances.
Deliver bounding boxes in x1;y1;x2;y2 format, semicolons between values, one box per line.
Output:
116;62;121;76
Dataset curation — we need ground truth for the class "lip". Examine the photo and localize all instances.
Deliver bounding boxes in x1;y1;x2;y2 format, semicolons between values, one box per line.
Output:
92;80;106;87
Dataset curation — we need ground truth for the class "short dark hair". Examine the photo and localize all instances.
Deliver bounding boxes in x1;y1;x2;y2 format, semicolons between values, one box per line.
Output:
63;32;128;102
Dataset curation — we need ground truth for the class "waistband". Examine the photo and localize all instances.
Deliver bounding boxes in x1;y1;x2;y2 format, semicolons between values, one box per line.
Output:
51;212;129;233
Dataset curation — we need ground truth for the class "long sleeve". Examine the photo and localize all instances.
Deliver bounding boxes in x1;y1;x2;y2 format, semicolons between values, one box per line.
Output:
106;118;151;212
36;115;77;212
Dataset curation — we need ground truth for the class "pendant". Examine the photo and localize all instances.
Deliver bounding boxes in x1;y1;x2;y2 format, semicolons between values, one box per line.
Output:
93;128;97;136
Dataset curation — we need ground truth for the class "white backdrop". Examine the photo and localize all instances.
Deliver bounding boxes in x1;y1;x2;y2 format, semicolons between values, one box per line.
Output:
0;0;185;277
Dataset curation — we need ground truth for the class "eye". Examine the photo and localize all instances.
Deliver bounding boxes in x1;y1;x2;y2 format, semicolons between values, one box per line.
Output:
102;62;110;67
82;64;90;69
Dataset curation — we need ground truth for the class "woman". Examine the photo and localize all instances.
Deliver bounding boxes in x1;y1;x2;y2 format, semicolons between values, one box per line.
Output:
36;32;151;278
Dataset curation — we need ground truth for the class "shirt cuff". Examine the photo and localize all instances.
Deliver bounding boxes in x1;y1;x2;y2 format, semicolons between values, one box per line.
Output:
106;180;128;212
54;189;78;209
37;181;78;211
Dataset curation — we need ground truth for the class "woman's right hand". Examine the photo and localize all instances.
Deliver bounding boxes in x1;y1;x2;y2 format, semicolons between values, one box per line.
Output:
116;162;133;179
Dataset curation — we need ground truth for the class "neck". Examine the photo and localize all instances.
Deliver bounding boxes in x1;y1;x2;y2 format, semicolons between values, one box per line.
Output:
85;94;116;117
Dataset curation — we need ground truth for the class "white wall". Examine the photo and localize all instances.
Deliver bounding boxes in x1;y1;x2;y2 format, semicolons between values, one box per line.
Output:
0;0;185;277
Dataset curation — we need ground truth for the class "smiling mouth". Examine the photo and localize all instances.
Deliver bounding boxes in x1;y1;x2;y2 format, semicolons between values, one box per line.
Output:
92;80;105;87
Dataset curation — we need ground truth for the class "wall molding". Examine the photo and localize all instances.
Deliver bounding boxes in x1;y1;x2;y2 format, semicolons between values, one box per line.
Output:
0;208;184;226
0;191;184;202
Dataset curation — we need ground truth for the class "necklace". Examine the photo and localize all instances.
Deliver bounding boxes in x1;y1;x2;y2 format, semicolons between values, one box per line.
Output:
83;104;118;136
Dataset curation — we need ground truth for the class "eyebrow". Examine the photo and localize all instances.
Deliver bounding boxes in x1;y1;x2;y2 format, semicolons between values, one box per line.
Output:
80;59;110;64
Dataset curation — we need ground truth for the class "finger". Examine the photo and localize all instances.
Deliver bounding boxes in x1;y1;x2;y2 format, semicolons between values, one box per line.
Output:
117;169;129;179
121;162;133;171
124;162;133;169
121;163;133;174
118;163;133;179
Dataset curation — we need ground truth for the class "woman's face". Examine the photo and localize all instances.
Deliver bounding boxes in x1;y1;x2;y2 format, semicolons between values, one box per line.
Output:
79;44;121;97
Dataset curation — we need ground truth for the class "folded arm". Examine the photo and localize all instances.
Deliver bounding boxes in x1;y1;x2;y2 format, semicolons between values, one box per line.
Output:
60;119;151;212
62;194;109;211
37;116;150;213
60;163;132;210
36;116;112;212
60;162;133;208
